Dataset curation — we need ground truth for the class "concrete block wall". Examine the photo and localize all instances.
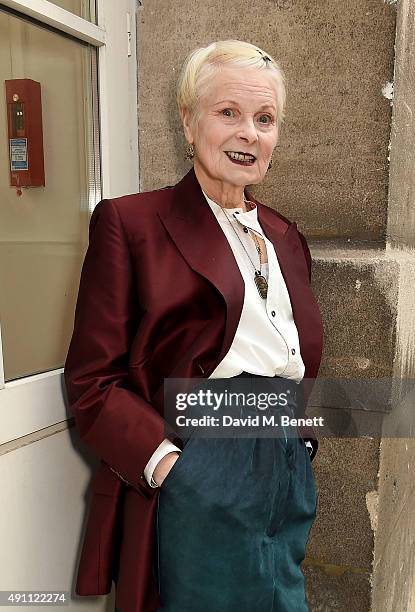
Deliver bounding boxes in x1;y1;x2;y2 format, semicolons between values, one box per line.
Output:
371;0;415;610
137;1;414;609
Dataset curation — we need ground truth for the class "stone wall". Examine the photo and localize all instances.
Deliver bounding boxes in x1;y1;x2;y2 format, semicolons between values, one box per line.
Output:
136;2;410;609
371;0;415;610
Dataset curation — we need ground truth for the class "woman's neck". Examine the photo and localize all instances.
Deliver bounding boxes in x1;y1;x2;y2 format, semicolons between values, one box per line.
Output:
194;163;247;211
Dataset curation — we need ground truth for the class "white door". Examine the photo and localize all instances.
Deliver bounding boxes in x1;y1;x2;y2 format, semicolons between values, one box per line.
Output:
0;1;139;608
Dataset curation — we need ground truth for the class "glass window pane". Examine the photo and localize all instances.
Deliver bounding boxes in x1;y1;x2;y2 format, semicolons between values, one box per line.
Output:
0;10;101;382
46;0;97;24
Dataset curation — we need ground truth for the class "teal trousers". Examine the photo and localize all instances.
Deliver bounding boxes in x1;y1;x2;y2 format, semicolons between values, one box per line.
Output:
154;374;318;611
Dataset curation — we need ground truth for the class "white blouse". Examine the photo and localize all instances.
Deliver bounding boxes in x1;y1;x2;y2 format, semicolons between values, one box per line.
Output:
143;189;305;486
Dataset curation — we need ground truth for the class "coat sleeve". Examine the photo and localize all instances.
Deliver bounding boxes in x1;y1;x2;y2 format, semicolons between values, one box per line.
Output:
64;198;177;495
297;229;319;461
298;230;312;283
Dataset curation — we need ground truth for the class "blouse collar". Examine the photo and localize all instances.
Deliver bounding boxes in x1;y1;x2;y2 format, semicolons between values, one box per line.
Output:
201;188;258;220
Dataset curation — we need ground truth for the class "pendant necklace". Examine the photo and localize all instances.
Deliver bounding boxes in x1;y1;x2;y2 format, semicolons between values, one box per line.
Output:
221;201;269;299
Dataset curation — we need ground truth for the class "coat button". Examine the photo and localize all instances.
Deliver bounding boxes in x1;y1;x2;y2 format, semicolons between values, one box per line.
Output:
271;310;276;317
243;227;248;233
291;348;296;355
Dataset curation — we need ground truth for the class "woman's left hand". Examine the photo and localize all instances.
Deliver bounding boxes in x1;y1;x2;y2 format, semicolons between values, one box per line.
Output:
153;452;180;486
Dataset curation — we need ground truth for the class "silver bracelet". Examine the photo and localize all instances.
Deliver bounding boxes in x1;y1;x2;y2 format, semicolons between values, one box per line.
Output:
150;475;160;487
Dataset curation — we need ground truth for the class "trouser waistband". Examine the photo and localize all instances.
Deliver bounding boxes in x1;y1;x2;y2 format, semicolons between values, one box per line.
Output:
199;371;302;417
229;371;301;398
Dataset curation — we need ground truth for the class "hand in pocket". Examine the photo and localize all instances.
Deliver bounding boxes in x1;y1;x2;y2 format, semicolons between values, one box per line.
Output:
153;452;180;486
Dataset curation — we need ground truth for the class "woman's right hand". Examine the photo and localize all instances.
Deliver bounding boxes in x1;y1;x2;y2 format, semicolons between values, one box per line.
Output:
153;451;180;486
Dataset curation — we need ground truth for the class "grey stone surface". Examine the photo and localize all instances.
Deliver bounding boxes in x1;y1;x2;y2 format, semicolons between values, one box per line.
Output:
370;1;415;610
310;252;398;379
304;564;371;612
307;438;379;569
137;1;396;240
371;439;415;612
387;0;415;249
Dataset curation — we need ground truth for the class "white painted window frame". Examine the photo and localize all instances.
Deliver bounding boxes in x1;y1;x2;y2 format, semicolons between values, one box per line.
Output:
0;0;140;444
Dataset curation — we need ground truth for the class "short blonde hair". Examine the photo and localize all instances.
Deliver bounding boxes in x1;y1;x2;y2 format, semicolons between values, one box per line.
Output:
176;40;287;130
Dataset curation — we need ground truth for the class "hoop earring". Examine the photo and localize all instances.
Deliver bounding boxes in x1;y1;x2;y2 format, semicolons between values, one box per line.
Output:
185;143;194;161
267;154;274;170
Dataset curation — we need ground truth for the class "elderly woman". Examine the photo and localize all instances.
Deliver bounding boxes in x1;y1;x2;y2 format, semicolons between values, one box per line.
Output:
64;40;323;612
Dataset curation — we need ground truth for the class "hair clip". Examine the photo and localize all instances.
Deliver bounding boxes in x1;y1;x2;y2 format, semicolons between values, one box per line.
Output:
256;49;272;65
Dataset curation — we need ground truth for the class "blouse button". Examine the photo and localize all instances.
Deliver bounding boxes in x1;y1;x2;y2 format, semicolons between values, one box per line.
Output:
291;348;296;355
243;227;248;233
271;310;276;317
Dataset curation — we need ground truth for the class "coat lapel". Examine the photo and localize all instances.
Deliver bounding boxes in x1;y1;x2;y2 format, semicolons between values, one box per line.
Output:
157;167;245;364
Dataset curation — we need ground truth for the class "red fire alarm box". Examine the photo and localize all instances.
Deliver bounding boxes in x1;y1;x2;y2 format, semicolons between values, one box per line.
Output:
5;78;45;188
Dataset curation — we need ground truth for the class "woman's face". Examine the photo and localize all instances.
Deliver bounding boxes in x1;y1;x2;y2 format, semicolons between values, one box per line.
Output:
182;66;280;189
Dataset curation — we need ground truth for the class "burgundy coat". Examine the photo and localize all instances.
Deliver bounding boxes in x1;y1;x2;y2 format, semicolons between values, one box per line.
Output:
64;166;323;612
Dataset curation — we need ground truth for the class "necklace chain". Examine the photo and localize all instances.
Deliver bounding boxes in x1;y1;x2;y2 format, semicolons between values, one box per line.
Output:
221;205;261;272
220;199;269;299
